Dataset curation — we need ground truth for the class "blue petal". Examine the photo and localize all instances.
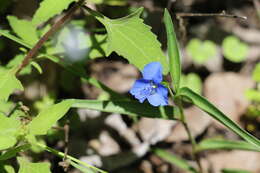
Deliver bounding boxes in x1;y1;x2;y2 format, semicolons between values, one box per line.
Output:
157;84;168;99
142;62;163;83
130;79;151;103
147;85;168;106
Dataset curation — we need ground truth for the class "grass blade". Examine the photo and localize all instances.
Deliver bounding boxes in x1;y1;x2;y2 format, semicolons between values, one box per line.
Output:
178;87;260;148
196;138;260;152
163;9;181;92
154;149;199;173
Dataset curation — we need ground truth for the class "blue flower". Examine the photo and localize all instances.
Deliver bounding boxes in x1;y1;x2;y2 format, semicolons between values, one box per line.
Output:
130;62;168;106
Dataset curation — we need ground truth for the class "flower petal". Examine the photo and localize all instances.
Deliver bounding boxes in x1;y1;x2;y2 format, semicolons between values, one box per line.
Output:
157;84;168;99
147;84;168;106
142;62;163;83
130;79;150;103
147;92;168;106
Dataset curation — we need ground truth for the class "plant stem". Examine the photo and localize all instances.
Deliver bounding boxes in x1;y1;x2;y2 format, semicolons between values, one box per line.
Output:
16;0;85;76
176;98;204;173
35;142;107;173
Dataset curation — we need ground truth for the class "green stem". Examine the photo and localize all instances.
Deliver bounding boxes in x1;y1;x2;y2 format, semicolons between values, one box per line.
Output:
175;97;203;173
35;142;108;173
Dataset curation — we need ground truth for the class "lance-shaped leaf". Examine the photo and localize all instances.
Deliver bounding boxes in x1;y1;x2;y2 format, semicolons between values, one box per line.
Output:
177;87;260;148
163;9;181;91
0;68;23;101
27;100;73;135
18;157;51;173
87;7;169;74
71;99;175;119
32;0;76;25
196;138;260;152
0;113;21;150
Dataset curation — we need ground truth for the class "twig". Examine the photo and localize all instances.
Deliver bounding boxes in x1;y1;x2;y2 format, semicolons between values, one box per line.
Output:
176;11;247;20
16;0;85;76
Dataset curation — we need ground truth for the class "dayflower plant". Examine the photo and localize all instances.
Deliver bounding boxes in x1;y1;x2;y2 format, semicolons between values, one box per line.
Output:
130;62;168;106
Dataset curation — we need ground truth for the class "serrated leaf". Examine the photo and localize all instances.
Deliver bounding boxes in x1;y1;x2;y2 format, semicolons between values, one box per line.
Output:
163;9;181;91
92;7;168;74
196;138;260;152
18;157;51;173
0;113;21;150
0;68;24;101
177;87;260;148
154;149;198;173
71;99;175;119
7;16;38;45
32;0;76;26
28;100;73;135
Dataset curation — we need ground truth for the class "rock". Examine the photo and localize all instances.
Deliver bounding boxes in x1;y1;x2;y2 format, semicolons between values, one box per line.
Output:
91;131;120;156
90;61;139;93
204;73;254;127
105;114;141;147
166;106;211;142
79;155;102;167
137;118;176;144
202;151;260;173
77;108;101;121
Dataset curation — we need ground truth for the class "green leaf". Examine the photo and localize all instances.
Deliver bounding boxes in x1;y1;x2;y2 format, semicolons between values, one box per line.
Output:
186;38;217;64
245;89;260;102
196;138;260;152
0;113;21;150
252;63;260;82
0;144;31;161
0;29;33;48
222;169;252;173
0;164;15;173
91;7;168;74
163;9;181;91
32;0;76;25
177;87;260;148
7;16;38;45
30;61;43;74
28;100;73;135
18;157;51;173
71;99;175;119
7;54;32;75
0;68;23;101
154;149;198;173
222;36;248;63
180;73;202;94
0;100;13;114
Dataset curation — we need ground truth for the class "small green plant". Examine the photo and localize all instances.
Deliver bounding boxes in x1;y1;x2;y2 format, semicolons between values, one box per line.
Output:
186;38;217;64
222;35;249;63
